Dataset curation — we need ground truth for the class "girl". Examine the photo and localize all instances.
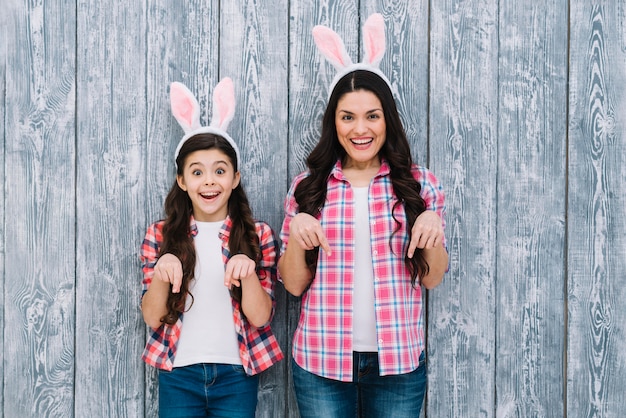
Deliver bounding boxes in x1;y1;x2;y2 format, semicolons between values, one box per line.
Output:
140;78;283;418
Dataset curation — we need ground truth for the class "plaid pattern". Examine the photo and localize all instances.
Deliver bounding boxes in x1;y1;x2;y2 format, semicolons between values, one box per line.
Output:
140;216;283;375
280;160;446;381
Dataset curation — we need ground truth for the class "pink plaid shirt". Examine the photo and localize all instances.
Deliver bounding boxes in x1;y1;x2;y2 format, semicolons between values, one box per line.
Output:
280;160;446;381
140;216;283;375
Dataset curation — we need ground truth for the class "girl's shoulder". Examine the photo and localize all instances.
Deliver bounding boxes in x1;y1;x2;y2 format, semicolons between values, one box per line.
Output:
252;219;278;247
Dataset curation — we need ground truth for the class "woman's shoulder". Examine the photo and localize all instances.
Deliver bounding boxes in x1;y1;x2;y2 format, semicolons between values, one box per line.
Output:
410;164;442;186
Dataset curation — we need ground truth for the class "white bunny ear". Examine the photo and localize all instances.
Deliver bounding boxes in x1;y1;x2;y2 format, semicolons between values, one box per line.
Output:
170;82;201;134
362;13;386;67
312;25;353;71
210;77;236;131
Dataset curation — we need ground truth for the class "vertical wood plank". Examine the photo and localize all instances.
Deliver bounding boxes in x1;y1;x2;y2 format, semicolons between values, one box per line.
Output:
568;2;626;416
4;0;76;416
496;2;568;416
428;0;499;416
145;2;220;416
219;1;289;417
0;1;8;414
74;1;146;416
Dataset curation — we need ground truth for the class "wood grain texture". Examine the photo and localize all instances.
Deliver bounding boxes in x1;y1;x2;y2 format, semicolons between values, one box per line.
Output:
144;2;219;414
74;1;146;416
427;0;499;416
0;1;7;415
4;0;76;416
219;1;289;416
496;2;568;417
567;2;626;416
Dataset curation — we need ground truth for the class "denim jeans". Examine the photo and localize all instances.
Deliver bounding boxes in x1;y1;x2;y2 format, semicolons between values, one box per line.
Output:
292;351;427;418
158;363;259;418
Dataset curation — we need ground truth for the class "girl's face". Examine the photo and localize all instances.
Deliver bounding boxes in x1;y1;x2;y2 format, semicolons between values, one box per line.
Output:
176;148;240;222
335;90;386;169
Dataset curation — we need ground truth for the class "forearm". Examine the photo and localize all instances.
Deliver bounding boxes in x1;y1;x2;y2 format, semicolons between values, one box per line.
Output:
420;245;448;290
278;245;313;297
141;279;171;328
241;276;273;327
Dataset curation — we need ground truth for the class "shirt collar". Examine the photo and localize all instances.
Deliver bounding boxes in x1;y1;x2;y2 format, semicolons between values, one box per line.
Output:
329;158;391;181
189;215;233;239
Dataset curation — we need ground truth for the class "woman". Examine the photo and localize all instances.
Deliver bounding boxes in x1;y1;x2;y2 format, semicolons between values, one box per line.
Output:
278;14;448;418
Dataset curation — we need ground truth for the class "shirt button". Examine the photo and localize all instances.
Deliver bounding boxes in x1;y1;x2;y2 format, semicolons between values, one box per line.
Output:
378;339;384;344
373;250;378;256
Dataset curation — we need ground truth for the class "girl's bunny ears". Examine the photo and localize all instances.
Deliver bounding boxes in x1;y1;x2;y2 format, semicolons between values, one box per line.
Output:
312;13;392;96
170;77;241;169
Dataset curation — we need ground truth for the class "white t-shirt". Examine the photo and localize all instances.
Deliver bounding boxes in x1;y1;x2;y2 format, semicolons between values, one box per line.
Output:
352;187;378;352
173;220;241;368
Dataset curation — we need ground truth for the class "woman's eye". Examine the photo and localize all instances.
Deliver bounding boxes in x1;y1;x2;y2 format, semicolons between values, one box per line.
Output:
342;115;353;121
368;113;380;120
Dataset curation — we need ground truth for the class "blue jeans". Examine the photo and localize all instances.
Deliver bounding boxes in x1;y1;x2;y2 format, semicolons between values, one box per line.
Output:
158;363;258;418
292;352;427;418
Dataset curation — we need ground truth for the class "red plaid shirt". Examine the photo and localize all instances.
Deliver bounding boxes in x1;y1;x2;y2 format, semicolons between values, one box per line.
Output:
280;160;446;381
140;216;283;375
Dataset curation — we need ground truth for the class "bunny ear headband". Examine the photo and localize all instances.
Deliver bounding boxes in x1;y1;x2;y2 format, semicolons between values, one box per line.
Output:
312;13;391;96
170;77;240;169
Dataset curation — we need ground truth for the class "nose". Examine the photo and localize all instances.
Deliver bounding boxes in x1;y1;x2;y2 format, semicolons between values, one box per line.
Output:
203;173;215;185
354;117;367;135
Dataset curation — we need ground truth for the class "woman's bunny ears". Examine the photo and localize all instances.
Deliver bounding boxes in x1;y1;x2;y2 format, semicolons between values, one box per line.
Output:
312;13;392;96
170;77;241;168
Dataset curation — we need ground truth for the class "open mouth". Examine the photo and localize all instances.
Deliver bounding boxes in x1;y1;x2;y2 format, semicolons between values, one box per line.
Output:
350;137;374;146
200;191;220;201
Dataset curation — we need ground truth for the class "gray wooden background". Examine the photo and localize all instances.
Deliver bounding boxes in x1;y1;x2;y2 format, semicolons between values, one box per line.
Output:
2;0;626;417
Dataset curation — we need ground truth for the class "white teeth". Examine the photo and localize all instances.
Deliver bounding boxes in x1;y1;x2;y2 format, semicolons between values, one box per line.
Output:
352;138;372;145
201;192;219;198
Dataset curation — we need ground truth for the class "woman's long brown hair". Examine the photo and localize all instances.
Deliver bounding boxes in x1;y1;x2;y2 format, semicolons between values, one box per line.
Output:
294;70;429;287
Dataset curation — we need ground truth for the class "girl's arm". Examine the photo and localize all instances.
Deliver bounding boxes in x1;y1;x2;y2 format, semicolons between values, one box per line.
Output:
224;223;277;327
141;253;183;328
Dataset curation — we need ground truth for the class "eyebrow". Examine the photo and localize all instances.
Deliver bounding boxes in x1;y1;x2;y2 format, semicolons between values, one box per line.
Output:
337;108;382;114
187;160;230;168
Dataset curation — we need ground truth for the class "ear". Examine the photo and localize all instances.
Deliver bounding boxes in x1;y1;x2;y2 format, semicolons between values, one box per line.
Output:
210;77;236;132
170;82;201;134
362;13;386;67
312;25;353;71
232;171;241;190
176;174;187;192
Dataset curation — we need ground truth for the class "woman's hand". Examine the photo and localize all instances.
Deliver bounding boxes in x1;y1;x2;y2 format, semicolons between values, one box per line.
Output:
289;213;331;254
408;210;445;258
224;254;257;290
153;253;183;293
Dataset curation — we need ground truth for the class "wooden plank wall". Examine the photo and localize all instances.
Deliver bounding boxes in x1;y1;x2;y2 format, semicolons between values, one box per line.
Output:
3;0;626;417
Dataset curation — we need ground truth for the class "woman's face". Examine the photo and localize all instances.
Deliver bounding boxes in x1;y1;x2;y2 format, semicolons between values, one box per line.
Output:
335;89;386;169
176;148;240;222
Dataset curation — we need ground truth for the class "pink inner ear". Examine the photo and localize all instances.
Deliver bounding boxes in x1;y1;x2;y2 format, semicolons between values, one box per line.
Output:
313;26;351;69
176;96;195;127
363;14;385;65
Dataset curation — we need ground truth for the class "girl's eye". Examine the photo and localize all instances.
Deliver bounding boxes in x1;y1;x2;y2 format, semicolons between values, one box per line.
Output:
192;170;202;176
216;168;225;175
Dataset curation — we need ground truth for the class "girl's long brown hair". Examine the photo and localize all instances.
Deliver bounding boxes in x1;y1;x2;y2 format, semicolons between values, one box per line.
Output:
158;134;260;325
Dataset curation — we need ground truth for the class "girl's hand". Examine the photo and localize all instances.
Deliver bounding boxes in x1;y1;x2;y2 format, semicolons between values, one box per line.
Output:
289;213;331;255
153;253;183;293
408;210;445;258
224;254;257;289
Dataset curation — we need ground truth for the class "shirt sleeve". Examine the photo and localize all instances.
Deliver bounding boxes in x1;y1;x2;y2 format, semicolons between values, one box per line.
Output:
279;172;307;255
413;165;447;248
140;222;163;298
256;221;279;299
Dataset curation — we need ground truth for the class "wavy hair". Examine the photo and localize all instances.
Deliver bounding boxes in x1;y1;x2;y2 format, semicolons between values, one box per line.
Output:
158;134;259;324
294;70;429;286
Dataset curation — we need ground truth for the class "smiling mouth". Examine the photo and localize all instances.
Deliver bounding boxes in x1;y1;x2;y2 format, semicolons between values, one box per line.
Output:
200;192;220;200
351;137;373;146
